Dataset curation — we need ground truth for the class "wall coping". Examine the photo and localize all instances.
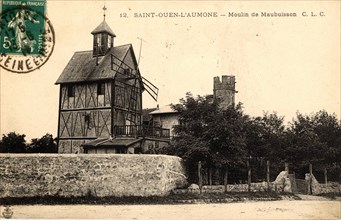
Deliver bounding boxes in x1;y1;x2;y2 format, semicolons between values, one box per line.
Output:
0;153;182;160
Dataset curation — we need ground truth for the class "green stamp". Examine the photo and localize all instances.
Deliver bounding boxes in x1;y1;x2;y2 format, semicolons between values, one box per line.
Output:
0;0;55;73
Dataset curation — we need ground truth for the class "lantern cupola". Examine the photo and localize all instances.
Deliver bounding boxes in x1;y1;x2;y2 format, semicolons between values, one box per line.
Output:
91;6;116;57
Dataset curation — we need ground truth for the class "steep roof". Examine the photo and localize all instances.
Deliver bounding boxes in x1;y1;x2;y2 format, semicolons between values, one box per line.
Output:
91;20;116;37
55;44;131;84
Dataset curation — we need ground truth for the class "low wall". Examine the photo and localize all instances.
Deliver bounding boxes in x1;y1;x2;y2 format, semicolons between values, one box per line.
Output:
174;182;275;194
306;174;341;195
313;182;341;194
0;154;187;198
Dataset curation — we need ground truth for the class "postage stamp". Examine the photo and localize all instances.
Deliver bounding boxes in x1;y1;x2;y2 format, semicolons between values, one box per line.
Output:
0;0;54;73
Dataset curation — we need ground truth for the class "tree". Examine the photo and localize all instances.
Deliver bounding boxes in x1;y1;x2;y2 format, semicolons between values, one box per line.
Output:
162;93;250;182
160;92;341;183
165;93;218;167
203;103;249;169
283;111;341;181
172;92;220;138
242;112;286;181
0;132;27;153
28;133;57;153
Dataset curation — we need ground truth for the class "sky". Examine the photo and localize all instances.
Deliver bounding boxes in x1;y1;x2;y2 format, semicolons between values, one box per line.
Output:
0;1;340;141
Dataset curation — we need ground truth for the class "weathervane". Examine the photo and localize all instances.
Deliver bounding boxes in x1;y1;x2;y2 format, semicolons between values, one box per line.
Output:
103;5;107;21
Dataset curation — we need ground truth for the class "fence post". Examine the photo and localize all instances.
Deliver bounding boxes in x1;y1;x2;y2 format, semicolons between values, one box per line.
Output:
266;160;270;192
224;169;228;193
198;161;202;194
209;167;212;188
324;168;328;185
308;163;313;194
285;162;289;173
247;160;251;192
339;169;341;194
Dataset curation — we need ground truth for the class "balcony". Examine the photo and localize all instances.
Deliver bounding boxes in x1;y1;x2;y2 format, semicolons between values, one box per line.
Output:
114;125;170;139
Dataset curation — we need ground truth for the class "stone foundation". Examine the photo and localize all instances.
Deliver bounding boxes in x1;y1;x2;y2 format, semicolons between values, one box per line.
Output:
0;154;187;198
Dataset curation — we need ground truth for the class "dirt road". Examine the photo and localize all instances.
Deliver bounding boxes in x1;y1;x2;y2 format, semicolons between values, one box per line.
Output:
1;200;340;220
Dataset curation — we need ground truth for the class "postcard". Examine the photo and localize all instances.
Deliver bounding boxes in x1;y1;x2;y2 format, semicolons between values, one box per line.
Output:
0;1;340;219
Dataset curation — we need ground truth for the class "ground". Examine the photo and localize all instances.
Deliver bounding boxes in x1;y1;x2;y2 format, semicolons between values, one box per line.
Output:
1;196;340;219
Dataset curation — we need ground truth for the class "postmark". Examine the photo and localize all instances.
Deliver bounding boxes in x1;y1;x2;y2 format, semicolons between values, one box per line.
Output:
0;0;54;73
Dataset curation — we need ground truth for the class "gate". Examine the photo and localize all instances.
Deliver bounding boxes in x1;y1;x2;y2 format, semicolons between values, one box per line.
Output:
295;179;308;194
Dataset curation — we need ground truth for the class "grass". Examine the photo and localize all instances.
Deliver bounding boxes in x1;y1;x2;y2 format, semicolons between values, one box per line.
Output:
0;192;298;205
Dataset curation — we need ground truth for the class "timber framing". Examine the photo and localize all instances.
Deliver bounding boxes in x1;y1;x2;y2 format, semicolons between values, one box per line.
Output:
60;106;112;112
55;21;162;153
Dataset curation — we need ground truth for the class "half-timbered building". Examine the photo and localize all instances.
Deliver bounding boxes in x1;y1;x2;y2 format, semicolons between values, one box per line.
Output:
56;16;166;154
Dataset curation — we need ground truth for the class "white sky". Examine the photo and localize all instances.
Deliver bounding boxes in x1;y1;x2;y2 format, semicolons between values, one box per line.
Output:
1;1;340;141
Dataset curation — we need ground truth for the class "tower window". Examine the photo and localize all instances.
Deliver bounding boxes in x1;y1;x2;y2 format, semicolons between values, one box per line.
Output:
67;85;75;97
97;34;102;46
107;36;112;48
97;82;105;95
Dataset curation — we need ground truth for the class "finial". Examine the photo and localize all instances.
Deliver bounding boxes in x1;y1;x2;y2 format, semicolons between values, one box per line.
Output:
103;5;107;21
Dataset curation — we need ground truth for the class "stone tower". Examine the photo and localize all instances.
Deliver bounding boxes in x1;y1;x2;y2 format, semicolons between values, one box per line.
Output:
213;75;236;110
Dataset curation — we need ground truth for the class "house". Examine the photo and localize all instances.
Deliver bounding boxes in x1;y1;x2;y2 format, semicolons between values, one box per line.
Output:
55;14;168;154
149;104;179;138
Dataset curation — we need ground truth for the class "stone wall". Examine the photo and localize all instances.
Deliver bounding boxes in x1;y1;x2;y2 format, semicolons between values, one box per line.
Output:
305;174;340;195
0;154;187;198
273;171;293;193
313;182;341;194
174;182;274;194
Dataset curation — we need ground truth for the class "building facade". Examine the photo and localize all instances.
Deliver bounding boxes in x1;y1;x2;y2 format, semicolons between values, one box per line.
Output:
149;105;179;138
55;18;163;154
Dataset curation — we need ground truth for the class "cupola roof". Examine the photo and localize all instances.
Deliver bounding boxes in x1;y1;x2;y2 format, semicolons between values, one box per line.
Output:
91;20;116;37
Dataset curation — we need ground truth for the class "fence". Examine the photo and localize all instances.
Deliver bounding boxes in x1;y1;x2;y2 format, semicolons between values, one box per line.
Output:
191;160;341;195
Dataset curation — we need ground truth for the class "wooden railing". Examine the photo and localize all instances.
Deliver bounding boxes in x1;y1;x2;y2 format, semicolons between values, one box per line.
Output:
114;125;170;139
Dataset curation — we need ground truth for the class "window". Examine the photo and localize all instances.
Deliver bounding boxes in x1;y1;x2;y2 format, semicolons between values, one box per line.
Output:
85;114;92;129
67;85;75;97
97;82;105;95
107;36;112;48
123;68;131;76
96;34;102;46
